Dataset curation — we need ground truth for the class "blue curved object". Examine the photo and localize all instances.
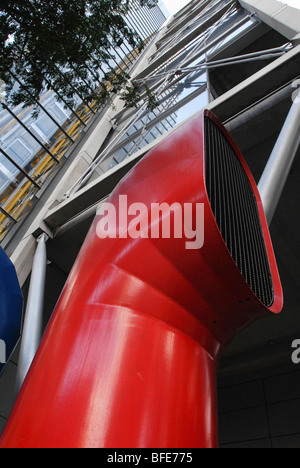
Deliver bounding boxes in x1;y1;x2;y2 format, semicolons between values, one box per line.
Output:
0;247;23;376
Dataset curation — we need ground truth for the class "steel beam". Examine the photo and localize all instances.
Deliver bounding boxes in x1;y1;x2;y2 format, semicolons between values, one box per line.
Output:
15;233;48;394
156;0;212;46
134;1;238;80
258;92;300;224
225;81;296;132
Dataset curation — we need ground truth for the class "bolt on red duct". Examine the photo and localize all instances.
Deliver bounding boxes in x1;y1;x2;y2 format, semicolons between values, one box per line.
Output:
0;111;283;448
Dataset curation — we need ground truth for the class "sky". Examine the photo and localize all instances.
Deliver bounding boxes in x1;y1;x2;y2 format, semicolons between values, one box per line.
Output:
162;0;300;16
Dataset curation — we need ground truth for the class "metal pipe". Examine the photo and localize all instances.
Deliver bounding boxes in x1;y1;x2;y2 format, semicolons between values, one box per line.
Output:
54;203;101;238
225;81;296;131
0;112;283;448
15;233;48;394
135;3;247;81
190;44;290;69
105;84;208;154
135;14;251;83
258;92;300;225
63;70;176;197
148;52;286;81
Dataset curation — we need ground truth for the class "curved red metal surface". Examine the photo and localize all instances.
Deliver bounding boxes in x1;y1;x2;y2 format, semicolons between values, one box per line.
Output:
0;111;283;448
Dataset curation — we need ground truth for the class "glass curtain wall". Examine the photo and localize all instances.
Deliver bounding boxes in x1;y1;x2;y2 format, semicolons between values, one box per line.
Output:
70;0;290;195
68;0;259;194
0;2;166;241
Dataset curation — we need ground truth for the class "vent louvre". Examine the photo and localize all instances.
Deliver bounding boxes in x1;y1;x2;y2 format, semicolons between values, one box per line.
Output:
205;117;274;307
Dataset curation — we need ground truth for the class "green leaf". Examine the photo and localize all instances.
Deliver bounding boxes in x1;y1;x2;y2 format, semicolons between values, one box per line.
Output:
0;0;158;115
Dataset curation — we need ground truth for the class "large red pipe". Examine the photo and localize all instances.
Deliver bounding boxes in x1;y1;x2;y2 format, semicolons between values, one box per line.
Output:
0;111;283;448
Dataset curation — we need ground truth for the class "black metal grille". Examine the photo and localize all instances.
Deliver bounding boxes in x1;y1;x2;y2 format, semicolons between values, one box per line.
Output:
204;117;274;307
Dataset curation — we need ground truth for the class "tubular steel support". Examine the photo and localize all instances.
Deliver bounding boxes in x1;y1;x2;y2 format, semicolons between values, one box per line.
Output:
258;93;300;225
15;234;48;394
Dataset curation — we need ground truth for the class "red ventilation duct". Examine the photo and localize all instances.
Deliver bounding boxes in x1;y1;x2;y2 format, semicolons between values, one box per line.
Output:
0;111;283;448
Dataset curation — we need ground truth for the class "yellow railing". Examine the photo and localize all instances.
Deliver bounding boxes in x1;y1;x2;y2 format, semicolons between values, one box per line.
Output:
0;97;101;240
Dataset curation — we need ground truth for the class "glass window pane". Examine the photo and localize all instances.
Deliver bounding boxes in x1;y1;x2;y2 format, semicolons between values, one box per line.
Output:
0;213;16;242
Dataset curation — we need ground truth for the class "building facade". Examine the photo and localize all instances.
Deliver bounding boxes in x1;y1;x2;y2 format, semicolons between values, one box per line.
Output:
1;0;300;447
0;0;166;241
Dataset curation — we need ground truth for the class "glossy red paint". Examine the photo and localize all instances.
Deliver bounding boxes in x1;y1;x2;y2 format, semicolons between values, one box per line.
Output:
0;111;283;448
